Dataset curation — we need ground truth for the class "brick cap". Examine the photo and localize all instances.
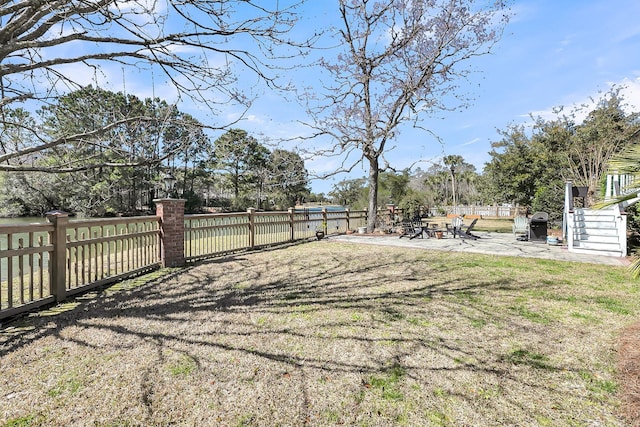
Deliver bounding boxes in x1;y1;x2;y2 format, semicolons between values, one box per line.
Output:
153;198;187;203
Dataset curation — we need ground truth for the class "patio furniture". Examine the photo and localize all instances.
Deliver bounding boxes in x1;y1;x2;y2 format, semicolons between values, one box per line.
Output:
399;220;425;239
456;218;479;240
425;223;444;238
446;216;463;237
512;216;529;239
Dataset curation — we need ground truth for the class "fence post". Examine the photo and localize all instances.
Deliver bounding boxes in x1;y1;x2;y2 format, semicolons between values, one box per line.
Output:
346;208;351;232
288;207;295;241
46;210;69;302
247;208;256;248
322;208;328;234
155;199;185;268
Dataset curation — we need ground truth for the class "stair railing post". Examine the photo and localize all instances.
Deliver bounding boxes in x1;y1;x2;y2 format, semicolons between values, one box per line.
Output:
615;204;628;257
563;181;573;244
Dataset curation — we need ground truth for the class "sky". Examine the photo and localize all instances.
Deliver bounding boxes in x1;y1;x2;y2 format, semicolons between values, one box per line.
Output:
25;0;640;196
224;0;640;195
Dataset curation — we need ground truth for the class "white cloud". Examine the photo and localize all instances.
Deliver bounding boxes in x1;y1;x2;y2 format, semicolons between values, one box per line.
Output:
619;76;640;111
459;137;480;147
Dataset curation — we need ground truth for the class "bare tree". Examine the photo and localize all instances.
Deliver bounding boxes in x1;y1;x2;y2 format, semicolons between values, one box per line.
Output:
302;0;509;231
0;0;311;171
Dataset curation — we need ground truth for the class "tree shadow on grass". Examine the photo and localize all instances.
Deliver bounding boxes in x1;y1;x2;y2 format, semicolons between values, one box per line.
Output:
0;244;627;425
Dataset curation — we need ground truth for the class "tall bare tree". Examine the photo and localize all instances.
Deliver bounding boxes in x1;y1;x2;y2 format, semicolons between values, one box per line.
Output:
302;0;509;231
0;0;311;171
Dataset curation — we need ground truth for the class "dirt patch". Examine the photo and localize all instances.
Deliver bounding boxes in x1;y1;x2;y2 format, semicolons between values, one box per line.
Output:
0;242;637;426
618;321;640;426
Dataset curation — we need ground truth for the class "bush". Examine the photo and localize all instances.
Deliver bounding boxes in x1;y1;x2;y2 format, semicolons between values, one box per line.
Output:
398;195;423;221
531;185;563;224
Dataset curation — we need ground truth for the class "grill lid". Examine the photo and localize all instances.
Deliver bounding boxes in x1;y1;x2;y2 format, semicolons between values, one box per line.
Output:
530;211;548;222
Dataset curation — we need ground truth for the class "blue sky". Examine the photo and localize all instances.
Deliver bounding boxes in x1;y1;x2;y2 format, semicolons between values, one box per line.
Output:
55;0;640;195
227;0;640;195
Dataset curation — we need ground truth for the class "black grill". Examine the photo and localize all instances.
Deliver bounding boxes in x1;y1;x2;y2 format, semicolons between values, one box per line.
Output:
529;212;548;241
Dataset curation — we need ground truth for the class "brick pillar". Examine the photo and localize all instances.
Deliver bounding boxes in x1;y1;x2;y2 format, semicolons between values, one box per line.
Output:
154;199;185;268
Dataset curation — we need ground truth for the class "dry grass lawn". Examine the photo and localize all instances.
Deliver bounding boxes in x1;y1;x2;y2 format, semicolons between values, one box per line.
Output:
1;240;639;426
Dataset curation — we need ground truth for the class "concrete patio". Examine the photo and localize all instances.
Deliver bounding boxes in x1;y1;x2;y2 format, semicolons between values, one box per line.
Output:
328;231;631;266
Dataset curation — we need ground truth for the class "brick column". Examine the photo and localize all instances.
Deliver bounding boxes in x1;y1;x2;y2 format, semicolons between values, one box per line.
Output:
154;199;186;268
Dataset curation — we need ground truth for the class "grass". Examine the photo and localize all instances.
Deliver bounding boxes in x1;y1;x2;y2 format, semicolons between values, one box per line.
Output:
0;241;638;426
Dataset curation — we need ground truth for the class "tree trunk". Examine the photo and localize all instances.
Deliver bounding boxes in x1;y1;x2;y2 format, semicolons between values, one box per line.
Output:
451;173;457;209
367;157;379;232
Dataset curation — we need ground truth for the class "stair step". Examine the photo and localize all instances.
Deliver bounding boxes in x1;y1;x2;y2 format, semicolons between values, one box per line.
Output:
575;215;617;222
574;234;620;243
572;240;621;252
574;228;619;236
569;246;625;257
573;221;618;230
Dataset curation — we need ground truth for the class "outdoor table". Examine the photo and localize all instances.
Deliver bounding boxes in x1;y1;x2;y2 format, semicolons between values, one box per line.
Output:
409;221;430;239
423;223;444;238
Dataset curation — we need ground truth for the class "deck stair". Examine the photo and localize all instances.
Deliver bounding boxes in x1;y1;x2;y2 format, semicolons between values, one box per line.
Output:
567;206;626;257
564;178;630;258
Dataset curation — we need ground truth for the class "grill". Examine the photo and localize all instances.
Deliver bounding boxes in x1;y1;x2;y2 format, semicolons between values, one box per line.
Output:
529;212;548;241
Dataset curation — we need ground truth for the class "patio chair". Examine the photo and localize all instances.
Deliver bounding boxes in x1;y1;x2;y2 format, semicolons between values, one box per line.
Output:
446;216;463;237
512;216;529;240
456;218;479;240
399;220;424;239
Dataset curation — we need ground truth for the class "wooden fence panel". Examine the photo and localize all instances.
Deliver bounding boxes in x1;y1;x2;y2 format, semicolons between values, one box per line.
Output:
1;208;366;319
1;217;160;320
0;223;55;318
64;217;161;297
184;213;251;260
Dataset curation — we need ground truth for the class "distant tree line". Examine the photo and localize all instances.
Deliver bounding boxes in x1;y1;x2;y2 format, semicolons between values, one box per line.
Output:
326;89;640;224
0;88;310;217
2;88;638;223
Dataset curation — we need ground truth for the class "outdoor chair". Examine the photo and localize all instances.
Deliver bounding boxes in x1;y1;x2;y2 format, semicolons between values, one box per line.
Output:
456;218;479;240
399;220;425;239
512;216;529;240
400;220;428;240
446;216;463;237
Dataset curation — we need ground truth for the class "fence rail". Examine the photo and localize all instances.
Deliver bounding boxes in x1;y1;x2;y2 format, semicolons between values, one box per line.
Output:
64;216;161;297
428;205;523;218
1;207;368;320
0;222;54;319
1;214;161;320
184;208;368;261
